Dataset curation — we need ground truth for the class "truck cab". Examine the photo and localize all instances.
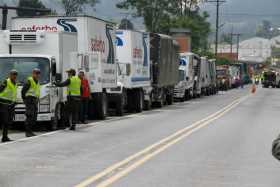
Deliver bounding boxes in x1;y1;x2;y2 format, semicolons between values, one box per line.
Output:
0;30;77;129
0;54;58;122
174;52;195;101
216;65;231;91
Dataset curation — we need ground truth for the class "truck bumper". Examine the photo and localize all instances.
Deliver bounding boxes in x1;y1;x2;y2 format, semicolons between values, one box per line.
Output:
14;113;53;122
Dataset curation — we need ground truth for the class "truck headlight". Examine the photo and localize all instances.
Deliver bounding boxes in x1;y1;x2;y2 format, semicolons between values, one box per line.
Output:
40;95;50;112
40;95;50;104
40;105;50;113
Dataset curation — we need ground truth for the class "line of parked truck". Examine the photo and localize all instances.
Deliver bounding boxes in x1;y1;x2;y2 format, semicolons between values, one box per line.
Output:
0;15;249;129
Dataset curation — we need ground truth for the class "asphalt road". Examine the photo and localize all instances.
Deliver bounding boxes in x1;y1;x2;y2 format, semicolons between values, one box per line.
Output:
1;86;280;187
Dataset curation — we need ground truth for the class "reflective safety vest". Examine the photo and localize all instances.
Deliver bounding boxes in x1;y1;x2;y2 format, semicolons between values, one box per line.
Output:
26;77;40;98
67;76;81;96
0;78;17;102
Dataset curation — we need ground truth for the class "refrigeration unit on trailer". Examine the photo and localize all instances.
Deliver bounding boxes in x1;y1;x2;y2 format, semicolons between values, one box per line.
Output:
0;30;77;129
145;33;179;108
174;52;195;101
107;30;150;115
12;15;117;119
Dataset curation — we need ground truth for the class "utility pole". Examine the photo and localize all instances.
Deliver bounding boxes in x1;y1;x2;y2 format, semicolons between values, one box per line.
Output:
0;5;51;30
236;33;241;61
230;26;233;54
207;0;226;57
228;32;241;61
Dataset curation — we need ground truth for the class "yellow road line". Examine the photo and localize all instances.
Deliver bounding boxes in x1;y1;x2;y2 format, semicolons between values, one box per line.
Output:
75;96;247;187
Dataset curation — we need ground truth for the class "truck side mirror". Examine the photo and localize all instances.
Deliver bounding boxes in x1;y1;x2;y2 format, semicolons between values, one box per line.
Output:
186;77;189;81
126;64;131;76
55;73;62;82
51;60;56;77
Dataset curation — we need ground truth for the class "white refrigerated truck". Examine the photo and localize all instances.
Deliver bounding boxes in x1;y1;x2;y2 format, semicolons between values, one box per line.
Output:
0;30;78;129
11;15;117;120
107;30;150;115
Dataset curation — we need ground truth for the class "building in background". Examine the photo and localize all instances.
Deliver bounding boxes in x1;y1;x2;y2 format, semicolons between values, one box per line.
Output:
170;28;192;53
238;37;271;63
213;37;272;64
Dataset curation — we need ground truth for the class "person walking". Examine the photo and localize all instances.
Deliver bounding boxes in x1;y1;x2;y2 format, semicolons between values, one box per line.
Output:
55;69;81;130
78;70;90;124
21;68;41;137
0;70;18;142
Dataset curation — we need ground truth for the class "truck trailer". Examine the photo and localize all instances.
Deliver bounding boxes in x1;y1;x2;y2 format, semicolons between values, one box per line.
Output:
208;59;218;94
193;55;202;97
11;15;117;120
107;30;150;115
200;57;211;96
144;33;179;108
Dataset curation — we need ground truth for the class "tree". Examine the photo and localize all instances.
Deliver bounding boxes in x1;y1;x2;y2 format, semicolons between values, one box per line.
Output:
60;0;99;16
118;19;134;30
256;20;280;39
117;0;211;53
117;0;179;33
164;11;211;53
17;0;48;16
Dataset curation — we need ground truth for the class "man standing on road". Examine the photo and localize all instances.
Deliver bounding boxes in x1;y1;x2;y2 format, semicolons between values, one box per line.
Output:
0;70;18;142
22;68;41;137
78;70;90;124
55;69;81;130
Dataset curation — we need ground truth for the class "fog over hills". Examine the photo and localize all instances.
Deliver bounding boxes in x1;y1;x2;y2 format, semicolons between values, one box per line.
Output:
1;0;280;38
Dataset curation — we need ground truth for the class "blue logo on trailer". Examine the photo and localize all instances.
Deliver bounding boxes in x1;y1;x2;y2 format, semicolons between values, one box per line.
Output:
180;58;187;66
116;31;124;46
142;33;148;67
116;37;124;46
57;18;77;32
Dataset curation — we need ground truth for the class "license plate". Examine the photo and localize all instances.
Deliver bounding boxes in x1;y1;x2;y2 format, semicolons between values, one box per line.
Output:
15;114;26;122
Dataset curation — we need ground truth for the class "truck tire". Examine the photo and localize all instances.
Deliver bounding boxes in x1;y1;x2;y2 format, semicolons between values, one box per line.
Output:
49;103;65;130
144;94;152;111
184;90;189;101
135;90;144;113
166;94;174;105
96;92;108;120
116;93;125;116
144;100;151;110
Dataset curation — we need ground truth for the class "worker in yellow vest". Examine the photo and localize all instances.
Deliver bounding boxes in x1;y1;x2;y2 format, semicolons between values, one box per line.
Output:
21;68;41;137
0;70;18;142
55;69;82;130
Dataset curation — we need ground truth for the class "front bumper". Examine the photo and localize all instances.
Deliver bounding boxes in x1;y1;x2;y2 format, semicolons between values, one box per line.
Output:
14;113;53;122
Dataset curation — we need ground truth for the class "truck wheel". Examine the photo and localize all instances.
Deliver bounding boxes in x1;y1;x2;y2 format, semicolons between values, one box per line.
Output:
96;92;108;120
166;94;174;105
144;100;151;110
116;93;125;116
135;90;144;113
50;103;63;131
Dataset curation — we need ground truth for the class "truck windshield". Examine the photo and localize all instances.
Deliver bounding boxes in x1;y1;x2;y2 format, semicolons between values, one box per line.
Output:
0;57;50;85
179;70;185;81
